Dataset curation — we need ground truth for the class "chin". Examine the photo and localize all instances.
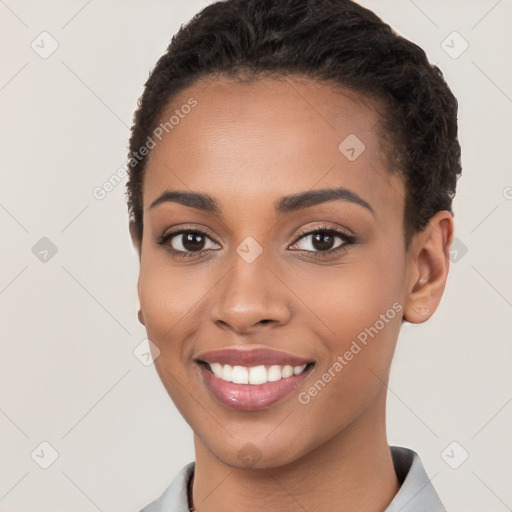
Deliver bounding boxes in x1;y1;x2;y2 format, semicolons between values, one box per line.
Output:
220;447;300;471
201;432;309;471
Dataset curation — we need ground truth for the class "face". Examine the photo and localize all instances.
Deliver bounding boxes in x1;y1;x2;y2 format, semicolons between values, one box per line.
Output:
133;76;415;469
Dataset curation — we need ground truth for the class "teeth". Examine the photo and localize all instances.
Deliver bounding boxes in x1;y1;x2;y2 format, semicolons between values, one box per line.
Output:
249;365;267;385
221;364;232;381
267;365;282;382
294;364;306;375
282;365;294;378
207;362;309;385
210;362;222;376
231;365;249;384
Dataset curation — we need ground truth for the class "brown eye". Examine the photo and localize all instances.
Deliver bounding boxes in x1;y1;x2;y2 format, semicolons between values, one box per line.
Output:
167;231;219;253
156;229;221;258
291;229;349;253
173;232;207;251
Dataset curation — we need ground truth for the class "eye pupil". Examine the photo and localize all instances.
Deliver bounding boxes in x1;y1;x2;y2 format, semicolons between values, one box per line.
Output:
183;233;205;251
312;232;335;251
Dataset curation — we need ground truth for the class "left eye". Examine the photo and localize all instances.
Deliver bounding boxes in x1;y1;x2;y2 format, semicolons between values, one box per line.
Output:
290;229;349;252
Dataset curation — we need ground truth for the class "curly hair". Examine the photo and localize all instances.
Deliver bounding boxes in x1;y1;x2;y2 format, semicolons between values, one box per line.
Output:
126;0;461;245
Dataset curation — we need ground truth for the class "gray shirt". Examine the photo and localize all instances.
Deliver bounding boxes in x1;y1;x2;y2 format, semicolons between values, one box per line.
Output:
140;446;446;512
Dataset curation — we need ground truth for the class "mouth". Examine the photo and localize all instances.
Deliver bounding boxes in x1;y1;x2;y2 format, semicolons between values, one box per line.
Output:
195;348;315;411
200;361;312;384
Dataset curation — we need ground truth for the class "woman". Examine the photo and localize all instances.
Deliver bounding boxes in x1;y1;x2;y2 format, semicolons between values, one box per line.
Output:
126;0;461;510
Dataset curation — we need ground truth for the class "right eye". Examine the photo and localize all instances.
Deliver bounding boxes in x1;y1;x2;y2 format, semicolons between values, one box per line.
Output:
157;229;221;258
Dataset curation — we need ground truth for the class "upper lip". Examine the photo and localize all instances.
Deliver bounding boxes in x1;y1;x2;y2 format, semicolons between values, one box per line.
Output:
196;347;313;367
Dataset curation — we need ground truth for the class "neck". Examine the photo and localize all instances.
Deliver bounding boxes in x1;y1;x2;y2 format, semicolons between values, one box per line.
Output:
190;388;400;512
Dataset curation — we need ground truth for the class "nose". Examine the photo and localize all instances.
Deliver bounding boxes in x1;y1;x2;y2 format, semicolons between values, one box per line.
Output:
209;253;291;335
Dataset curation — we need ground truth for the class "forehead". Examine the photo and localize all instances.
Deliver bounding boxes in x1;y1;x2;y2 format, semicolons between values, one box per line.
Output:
143;77;405;224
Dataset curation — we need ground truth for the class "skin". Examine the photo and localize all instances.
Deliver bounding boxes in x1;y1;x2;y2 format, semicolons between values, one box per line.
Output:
130;76;454;512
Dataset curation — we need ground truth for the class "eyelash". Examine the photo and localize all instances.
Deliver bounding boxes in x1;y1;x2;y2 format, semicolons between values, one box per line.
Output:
156;224;357;260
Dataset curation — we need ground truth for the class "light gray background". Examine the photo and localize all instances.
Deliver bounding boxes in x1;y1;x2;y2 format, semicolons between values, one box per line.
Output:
1;1;511;511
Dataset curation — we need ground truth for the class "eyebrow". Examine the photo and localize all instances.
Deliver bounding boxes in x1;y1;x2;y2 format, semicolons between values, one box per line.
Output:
149;187;374;216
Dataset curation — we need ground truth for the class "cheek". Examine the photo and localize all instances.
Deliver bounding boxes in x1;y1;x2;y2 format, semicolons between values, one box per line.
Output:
137;260;207;413
291;247;405;344
138;253;204;326
290;249;405;404
137;260;204;371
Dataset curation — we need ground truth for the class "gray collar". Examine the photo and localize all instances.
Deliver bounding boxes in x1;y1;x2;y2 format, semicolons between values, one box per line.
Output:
140;446;446;512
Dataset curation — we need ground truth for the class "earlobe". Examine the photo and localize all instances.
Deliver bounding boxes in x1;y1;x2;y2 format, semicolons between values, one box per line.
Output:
138;309;145;325
403;211;454;324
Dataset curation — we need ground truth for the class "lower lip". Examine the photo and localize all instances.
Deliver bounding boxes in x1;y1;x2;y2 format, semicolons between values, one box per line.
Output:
199;364;313;411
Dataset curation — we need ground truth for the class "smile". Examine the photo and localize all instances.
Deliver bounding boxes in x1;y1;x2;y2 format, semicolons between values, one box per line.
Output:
196;347;315;410
206;362;308;384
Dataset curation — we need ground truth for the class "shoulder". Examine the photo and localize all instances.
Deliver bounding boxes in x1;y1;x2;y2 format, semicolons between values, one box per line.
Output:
139;462;195;512
386;446;446;512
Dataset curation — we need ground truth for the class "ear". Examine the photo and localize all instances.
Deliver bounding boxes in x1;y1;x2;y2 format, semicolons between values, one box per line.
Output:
129;221;142;260
129;221;145;325
403;211;454;323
